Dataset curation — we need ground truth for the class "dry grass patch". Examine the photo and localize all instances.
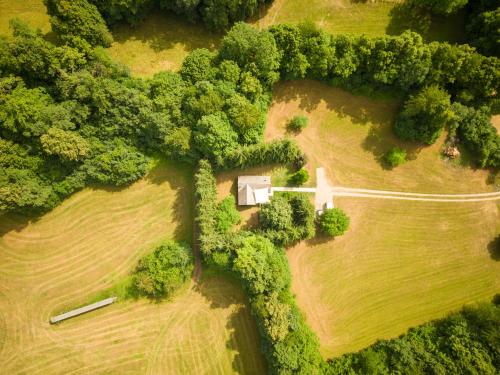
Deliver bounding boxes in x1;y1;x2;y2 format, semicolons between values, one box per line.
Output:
0;160;266;374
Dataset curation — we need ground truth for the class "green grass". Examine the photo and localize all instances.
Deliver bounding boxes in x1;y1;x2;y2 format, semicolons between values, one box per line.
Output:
266;80;500;357
0;0;50;36
0;160;267;374
107;10;221;77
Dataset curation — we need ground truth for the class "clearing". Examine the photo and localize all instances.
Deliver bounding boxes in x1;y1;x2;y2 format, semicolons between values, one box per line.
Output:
0;160;266;374
266;80;500;357
0;0;50;36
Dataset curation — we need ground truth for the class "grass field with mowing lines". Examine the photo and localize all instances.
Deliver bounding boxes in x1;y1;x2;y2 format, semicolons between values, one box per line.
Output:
0;160;266;374
265;80;500;357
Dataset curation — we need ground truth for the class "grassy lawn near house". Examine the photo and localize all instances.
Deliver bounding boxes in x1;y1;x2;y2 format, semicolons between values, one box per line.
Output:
265;80;500;357
0;160;266;374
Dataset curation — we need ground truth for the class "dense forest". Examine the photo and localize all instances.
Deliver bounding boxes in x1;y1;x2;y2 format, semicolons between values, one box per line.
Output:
0;0;499;373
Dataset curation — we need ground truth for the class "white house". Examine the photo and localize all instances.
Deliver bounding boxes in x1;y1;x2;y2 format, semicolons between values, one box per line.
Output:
237;176;271;206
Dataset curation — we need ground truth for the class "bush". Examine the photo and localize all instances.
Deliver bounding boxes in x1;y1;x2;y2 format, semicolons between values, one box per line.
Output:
215;195;241;233
384;147;407;168
260;195;294;231
288;115;308;132
288;168;309;185
134;241;193;298
318;208;350;237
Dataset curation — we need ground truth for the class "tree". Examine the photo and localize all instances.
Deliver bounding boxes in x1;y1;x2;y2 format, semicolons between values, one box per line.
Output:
219;23;280;86
384;147;407;168
215;195;241;233
466;2;500;57
45;0;113;47
40;127;90;161
269;24;309;80
226;93;263;143
232;234;291;295
134;241;193;298
287;115;308;132
259;195;293;231
288;168;309;185
394;85;454;145
319;208;350;237
84;139;149;186
193;112;239;164
179;48;216;84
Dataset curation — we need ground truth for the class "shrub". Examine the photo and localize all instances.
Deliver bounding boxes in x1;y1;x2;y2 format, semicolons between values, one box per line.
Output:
288;115;308;132
260;195;293;231
384;147;407;168
215;195;241;233
288;168;309;185
318;208;350;237
134;241;193;298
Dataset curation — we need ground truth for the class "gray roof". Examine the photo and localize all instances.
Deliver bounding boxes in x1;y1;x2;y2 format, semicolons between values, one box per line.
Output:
237;176;271;205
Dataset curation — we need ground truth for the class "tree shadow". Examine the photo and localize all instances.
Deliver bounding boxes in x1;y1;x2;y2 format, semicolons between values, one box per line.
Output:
488;235;500;261
0;213;34;238
386;2;431;37
110;8;221;54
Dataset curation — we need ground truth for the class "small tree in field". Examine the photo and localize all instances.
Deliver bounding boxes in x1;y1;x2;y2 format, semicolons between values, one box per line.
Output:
288;115;308;132
289;168;309;185
384;147;407;168
134;241;193;298
318;208;350;237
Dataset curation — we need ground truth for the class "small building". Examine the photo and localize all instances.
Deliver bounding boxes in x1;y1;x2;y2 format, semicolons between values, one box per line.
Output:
238;176;271;206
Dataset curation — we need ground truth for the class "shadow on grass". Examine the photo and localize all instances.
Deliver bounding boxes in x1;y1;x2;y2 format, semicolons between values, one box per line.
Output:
110;8;221;54
488;235;500;261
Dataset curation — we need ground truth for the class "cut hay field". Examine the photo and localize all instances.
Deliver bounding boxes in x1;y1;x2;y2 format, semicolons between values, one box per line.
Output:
266;80;500;357
0;161;266;374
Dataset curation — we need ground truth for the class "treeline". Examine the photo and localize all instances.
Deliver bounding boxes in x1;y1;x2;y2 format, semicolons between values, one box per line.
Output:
194;161;324;373
50;0;272;31
329;300;500;374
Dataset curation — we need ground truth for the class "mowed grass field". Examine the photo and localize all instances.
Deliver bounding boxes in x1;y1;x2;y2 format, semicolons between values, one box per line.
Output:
266;80;500;357
0;161;266;374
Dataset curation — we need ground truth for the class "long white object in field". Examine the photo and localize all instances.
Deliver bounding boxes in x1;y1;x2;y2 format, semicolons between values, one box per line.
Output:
50;297;117;324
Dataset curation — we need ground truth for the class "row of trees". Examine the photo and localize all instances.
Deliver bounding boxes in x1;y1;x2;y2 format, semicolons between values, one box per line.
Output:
194;161;325;373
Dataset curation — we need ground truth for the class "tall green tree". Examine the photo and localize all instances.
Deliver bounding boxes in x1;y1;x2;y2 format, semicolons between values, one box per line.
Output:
394;85;454;144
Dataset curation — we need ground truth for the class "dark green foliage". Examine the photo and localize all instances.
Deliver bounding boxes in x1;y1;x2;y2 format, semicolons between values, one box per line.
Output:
84;139;149;186
193;112;239;164
288;115;308;132
217;139;306;170
226;93;264;144
269;24;309;80
409;0;468;14
194;160;219;256
259;193;315;246
329;301;500;374
319;208;350;237
260;195;294;231
288;168;309;185
466;0;500;57
90;0;152;25
134;241;193;298
384;147;407;168
45;0;113;47
394;86;454;145
220;23;280;87
180;48;216;84
452;104;500;167
215;195;240;233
